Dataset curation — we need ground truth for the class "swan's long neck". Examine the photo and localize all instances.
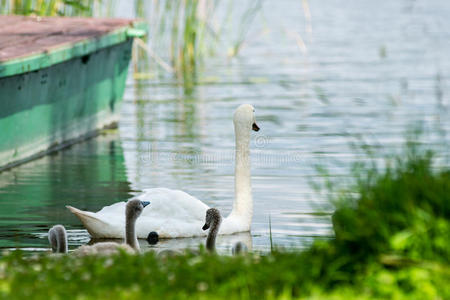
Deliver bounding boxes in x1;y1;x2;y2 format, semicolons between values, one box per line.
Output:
49;225;68;254
206;218;221;251
125;217;139;251
229;123;253;228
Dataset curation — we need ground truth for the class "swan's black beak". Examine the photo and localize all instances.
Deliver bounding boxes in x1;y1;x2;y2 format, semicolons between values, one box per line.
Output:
202;223;210;231
252;123;260;132
141;201;150;208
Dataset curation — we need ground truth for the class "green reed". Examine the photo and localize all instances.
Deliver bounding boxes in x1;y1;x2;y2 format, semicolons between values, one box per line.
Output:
136;0;263;93
269;214;274;252
138;0;218;93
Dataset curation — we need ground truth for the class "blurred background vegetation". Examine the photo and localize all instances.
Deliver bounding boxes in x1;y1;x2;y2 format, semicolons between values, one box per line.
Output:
0;0;264;93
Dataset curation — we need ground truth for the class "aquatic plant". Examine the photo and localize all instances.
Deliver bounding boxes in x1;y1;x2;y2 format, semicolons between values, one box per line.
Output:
139;0;264;93
137;0;220;93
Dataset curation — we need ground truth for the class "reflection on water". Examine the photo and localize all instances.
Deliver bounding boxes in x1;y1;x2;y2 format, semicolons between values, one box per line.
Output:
0;136;133;251
85;232;253;256
1;0;450;254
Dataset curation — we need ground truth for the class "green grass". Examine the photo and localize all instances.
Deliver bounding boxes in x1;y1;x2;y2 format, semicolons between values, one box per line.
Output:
331;147;450;261
0;248;448;299
0;147;449;299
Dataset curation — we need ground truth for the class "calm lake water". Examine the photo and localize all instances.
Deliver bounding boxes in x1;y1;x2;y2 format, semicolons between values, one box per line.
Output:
0;0;449;254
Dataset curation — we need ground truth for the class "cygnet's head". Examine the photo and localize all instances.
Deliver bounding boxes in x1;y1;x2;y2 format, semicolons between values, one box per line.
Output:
48;225;67;254
233;104;260;132
202;208;222;231
126;199;150;221
232;241;248;255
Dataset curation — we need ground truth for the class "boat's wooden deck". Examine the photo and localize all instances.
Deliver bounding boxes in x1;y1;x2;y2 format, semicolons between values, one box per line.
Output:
0;16;132;62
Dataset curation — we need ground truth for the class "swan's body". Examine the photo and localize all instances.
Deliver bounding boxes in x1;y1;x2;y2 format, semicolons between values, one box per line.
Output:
67;104;259;238
203;208;222;251
49;200;149;255
74;242;134;256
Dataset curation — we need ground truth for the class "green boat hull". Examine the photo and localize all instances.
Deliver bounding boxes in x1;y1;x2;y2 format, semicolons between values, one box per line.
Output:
0;39;132;171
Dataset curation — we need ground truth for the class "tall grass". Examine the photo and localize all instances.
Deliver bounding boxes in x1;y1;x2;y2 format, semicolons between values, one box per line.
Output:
269;214;274;252
136;0;264;93
136;0;220;93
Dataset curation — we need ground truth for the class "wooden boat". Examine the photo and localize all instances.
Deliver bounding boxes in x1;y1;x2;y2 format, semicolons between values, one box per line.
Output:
0;16;146;171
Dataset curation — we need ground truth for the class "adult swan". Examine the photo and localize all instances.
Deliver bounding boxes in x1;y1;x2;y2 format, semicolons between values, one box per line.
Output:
67;104;260;238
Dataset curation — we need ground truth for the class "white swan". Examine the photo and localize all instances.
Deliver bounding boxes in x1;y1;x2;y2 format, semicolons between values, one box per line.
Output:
49;200;149;255
202;208;222;251
67;104;260;238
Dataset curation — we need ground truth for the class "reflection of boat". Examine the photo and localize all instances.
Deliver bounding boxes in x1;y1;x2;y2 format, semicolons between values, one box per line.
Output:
88;231;253;255
0;16;146;171
0;134;133;250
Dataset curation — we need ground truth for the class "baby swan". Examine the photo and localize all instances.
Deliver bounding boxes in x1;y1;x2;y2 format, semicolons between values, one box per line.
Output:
232;242;248;255
202;208;222;252
74;199;149;255
49;200;149;256
48;225;68;254
157;209;222;257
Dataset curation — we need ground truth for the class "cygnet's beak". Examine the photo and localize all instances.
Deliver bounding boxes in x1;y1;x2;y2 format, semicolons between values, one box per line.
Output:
141;201;150;208
252;122;260;132
202;223;210;231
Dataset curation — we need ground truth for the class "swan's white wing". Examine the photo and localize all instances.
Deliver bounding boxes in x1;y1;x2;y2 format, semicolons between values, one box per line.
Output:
136;188;208;220
67;204;125;238
68;188;210;238
133;188;209;238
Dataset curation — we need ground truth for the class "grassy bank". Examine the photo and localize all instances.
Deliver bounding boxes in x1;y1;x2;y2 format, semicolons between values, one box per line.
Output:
0;249;447;299
0;148;449;299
